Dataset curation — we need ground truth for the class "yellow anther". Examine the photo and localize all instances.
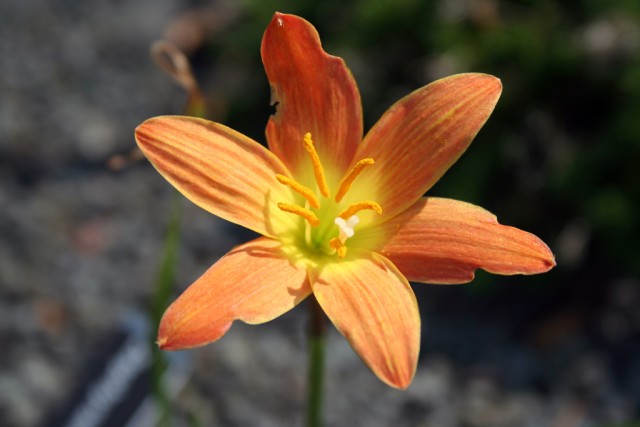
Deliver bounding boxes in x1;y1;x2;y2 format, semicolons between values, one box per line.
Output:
278;203;320;226
329;237;347;258
335;158;375;203
303;133;330;198
275;174;320;208
339;201;382;219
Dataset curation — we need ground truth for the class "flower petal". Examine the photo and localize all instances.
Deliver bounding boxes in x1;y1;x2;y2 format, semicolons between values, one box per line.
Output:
158;237;312;350
311;253;420;389
347;74;502;223
135;116;296;237
261;12;363;185
369;197;556;284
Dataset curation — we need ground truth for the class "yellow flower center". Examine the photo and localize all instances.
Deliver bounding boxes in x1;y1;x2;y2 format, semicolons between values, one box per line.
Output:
276;133;381;258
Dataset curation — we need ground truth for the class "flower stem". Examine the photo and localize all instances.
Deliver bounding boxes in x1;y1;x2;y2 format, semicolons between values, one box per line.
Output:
307;295;326;427
150;193;181;427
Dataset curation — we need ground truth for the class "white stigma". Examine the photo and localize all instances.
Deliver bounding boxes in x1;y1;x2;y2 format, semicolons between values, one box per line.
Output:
334;215;359;243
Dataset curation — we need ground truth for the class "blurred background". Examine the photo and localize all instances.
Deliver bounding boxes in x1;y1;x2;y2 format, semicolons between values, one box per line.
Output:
1;0;639;426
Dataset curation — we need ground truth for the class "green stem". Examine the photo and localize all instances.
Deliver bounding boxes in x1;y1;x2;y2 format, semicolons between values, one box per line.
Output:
307;296;326;427
150;193;182;427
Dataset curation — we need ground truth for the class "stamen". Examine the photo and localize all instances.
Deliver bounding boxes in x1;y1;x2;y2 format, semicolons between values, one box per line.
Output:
329;237;347;258
277;203;320;226
275;174;320;208
339;201;382;219
303;133;330;198
334;158;374;203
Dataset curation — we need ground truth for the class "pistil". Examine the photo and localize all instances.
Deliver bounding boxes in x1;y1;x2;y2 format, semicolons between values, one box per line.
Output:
329;215;360;259
275;133;383;260
335;215;359;241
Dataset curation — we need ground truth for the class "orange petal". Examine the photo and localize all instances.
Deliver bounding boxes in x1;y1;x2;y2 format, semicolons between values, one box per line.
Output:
311;253;420;389
346;74;502;223
158;237;311;350
262;12;363;186
135;116;296;237
370;197;556;284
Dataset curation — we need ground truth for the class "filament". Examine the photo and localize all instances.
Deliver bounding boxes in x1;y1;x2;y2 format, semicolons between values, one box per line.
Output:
303;133;330;198
334;158;374;203
275;174;320;208
339;201;382;219
277;203;320;226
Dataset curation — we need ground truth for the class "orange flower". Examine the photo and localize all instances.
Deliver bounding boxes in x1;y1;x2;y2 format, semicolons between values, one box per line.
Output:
135;12;555;389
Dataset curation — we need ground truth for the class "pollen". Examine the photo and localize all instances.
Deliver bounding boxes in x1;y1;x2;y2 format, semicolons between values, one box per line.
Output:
273;133;382;259
275;174;320;208
329;237;347;258
335;158;374;203
339;201;382;219
303;133;330;198
277;203;320;226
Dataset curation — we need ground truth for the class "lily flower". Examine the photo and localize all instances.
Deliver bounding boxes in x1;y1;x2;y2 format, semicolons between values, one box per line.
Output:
135;12;555;389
